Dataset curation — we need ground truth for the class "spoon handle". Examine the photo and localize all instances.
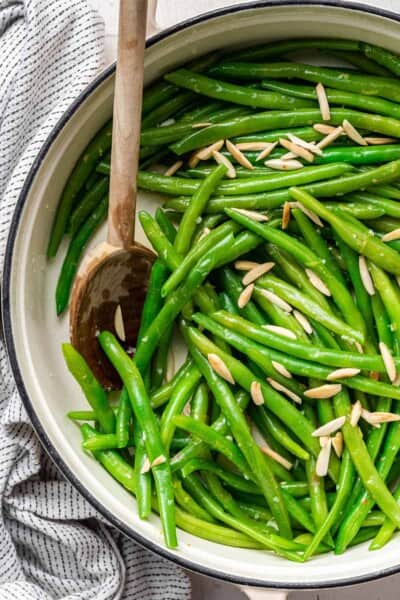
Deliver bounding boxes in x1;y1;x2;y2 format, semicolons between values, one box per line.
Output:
107;0;147;248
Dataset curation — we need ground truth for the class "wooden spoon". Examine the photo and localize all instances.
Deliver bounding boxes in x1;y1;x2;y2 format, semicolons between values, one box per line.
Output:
70;0;155;389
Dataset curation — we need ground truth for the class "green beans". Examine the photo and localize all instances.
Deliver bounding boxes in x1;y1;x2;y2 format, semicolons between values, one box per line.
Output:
165;69;316;110
48;122;111;257
67;177;109;236
234;39;359;61
209;61;400;102
62;344;115;433
55;195;108;315
98;332;177;548
115;393;131;448
360;43;400;77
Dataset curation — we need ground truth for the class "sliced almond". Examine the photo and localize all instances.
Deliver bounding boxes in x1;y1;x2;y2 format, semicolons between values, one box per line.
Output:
359;256;375;296
191;122;212;129
361;409;381;428
250;381;264;406
313;123;337;135
226;139;254;170
263;325;297;340
350;400;362;427
316;437;332;477
287;133;323;156
354;341;364;354
212;150;236;178
312;415;346;437
235;260;260;271
305;384;342;400
207;353;235;384
230;207;269;222
364;136;398;145
256;142;277;161
140;456;151;474
293;310;313;334
296;203;324;227
197;227;211;242
260;445;293;470
164;160;183;177
382;228;400;242
332;432;343;458
195;139;224;160
305;268;331;296
188;151;200;168
327;367;361;381
379;341;397;382
114;304;126;342
151;454;167;467
362;410;400;425
236;141;276;151
279;138;314;163
267;377;302;404
165;348;175;383
317;125;344;150
238;283;255;309
182;401;191;417
316;82;331;121
257;288;292;312
265;158;304;170
272;360;292;379
242;262;275;286
282;201;291;230
342;119;367;146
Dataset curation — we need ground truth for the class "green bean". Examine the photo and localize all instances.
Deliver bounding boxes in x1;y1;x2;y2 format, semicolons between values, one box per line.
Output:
191;382;209;423
183;474;301;560
251;286;309;342
142;81;180;117
262;80;400;119
329;50;391;76
370;483;400;550
173;165;226;255
82;432;124;451
165;69;316;110
210;61;400;102
233;126;322;144
289;187;400;276
179;99;224;123
360;43;400;77
173;477;215;523
151;325;173;390
115;392;131;448
369;263;400;350
160;362;202;453
182;458;259;494
155;207;177;243
280;489;315;534
98;332;177;548
67;177;109;236
55;195;108;315
371;293;393;349
62;343;115;433
67;410;97;421
186;340;292;537
165;160;400;213
48;122;111;257
237;501;272;523
234;39;360;61
226;207;365;340
142;90;196;129
134;421;152;519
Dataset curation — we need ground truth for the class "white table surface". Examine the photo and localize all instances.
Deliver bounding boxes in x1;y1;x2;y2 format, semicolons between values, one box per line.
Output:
87;1;400;598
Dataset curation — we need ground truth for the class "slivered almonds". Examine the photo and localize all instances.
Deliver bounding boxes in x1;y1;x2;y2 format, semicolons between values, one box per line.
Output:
313;123;337;135
359;256;375;295
282;202;291;230
364;136;398;145
191;122;212;128
208;353;235;384
236;141;276;151
332;432;343;458
226;139;254;170
316;82;330;121
242;262;275;286
256;142;277;161
305;384;342;399
327;367;360;381
197;227;211;242
317;125;344;149
251;423;293;469
212;150;236;178
165;348;175;383
296;203;324;227
164;160;183;177
114;305;126;342
342;119;367;146
231;208;269;222
312;416;346;437
140;456;151;474
266;378;302;404
287;133;323;156
362;410;400;426
151;455;167;467
188;151;200;168
265;158;304;170
257;288;292;312
195;139;224;160
250;381;264;406
238;283;255;308
272;360;292;379
350;400;362;427
263;325;297;340
279;138;314;163
316;437;332;477
293;310;313;334
379;342;397;382
305;269;331;296
235;260;260;271
382;228;400;242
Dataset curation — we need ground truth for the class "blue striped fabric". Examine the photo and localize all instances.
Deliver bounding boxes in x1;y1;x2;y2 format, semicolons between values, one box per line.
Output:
0;1;191;597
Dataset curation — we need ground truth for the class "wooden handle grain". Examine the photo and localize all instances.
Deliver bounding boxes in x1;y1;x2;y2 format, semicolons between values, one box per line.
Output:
107;0;147;248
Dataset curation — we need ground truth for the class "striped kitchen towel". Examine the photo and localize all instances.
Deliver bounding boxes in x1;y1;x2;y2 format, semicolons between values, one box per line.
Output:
0;1;191;598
